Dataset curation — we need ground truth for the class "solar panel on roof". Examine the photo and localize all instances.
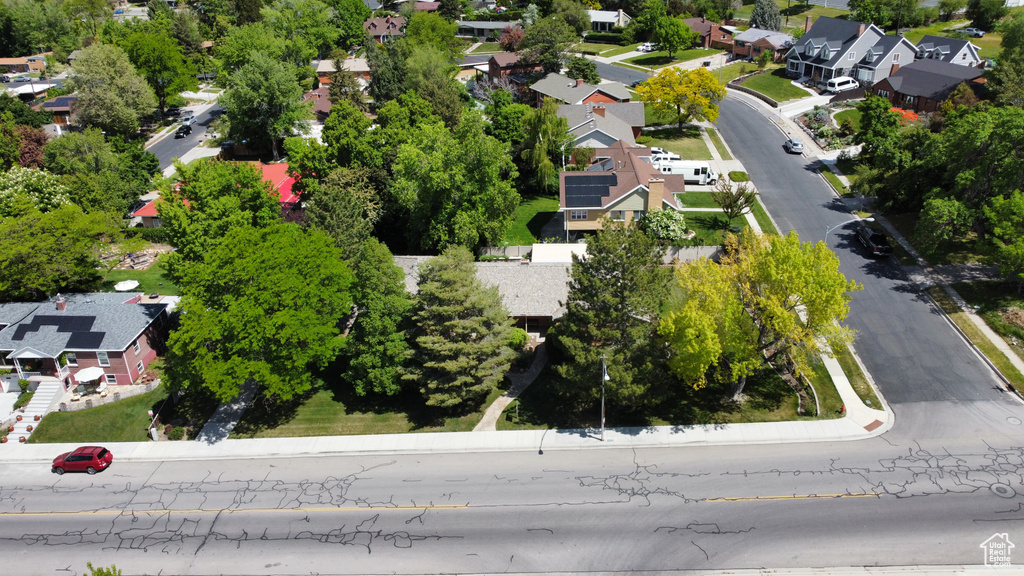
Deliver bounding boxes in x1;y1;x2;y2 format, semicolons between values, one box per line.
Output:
67;332;106;349
564;174;615;208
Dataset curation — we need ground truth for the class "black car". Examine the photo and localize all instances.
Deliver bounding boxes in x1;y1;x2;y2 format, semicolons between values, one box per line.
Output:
163;107;181;117
175;124;192;138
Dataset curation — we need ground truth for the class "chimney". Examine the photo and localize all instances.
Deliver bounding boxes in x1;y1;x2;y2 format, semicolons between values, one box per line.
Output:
576;78;586;87
385;16;390;23
805;16;812;33
55;294;66;311
890;63;900;75
857;23;865;37
648;178;665;212
701;17;705;23
593;106;606;117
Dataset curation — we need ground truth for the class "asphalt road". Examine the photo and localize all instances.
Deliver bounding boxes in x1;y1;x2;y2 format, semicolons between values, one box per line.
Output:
595;61;651;86
148;105;223;170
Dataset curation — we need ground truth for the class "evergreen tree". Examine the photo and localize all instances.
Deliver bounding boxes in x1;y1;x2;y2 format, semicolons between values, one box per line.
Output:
303;167;377;263
404;246;515;410
367;40;407;107
343;239;412;397
749;0;782;31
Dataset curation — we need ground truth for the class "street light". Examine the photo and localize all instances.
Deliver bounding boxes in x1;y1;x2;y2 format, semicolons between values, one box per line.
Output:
600;355;610;442
825;217;873;243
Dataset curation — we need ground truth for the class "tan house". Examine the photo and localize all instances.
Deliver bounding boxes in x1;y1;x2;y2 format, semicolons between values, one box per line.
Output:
559;141;686;238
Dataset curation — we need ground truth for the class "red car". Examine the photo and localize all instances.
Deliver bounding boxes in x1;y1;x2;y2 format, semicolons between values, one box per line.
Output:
52;446;113;475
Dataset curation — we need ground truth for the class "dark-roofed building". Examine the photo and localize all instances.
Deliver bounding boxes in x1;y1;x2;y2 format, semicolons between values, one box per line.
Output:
786;16;916;86
733;28;793;62
487;51;541;85
0;293;170;389
587;9;631;32
683;17;733;49
41;94;77;126
868;58;985;113
915;35;982;67
364;16;406;43
558;102;644;148
303;86;332;122
560;140;685;237
530;73;631;106
457;20;516;39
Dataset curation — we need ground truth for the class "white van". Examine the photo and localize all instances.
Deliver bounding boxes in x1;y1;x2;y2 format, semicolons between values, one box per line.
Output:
656;160;718;185
826;76;859;93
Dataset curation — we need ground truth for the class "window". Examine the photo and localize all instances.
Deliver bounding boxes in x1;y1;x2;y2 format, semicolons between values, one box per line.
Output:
893;53;900;63
877;89;890;97
820;47;830;59
132;340;140;355
151;218;162;227
570;210;588;221
634;210;646;220
865;51;875;63
97;351;109;367
136;361;144;373
610;210;625;221
105;374;116;384
65;352;77;366
848;52;855;60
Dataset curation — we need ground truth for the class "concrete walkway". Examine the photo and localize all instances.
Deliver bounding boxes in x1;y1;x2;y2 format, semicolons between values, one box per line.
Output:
194;381;258;444
474;343;548;431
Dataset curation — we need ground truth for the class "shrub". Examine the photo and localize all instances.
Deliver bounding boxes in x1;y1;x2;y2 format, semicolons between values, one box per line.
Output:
509;327;529;349
639;210;688;243
635;135;652;144
13;390;34;410
728;171;749;182
126;226;170;243
167;426;185;440
586;32;626;44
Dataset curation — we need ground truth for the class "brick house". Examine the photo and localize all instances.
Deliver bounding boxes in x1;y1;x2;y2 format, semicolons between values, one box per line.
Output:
0;293;170;391
868;58;985;113
487;52;542;85
683;17;733;49
733;28;793;62
530;73;631;106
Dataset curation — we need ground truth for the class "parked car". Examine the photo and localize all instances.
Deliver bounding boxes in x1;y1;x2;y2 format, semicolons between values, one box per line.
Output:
13;76;31;83
649;146;681;162
114;8;124;14
181;114;196;126
825;76;859;93
855;224;894;257
783;138;804;154
175;124;192;138
631;79;646;88
962;27;985;37
163;107;181;117
638;42;654;52
52;446;113;475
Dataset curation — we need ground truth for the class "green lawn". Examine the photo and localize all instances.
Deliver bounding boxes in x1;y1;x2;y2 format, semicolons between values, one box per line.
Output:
834;109;862;132
739;67;811;102
735;0;850;23
832;343;881;409
819;164;847;193
625;48;720;69
102;253;179;296
29;384;169;443
470;42;503;54
577;42;638;56
954;281;1024;365
686;210;749;245
707;127;732;160
600;43;642;58
644;102;677;126
886;212;990;265
714;61;760;84
642;125;713;160
504;195;559;245
750;196;779;234
677;192;721;208
899;19;1003;59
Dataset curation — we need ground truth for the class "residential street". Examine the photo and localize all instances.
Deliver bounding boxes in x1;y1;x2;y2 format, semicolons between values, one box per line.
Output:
147;105;224;170
594;61;651;86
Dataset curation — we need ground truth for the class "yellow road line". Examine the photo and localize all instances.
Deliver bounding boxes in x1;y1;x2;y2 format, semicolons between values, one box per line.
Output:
1;504;469;517
706;493;880;502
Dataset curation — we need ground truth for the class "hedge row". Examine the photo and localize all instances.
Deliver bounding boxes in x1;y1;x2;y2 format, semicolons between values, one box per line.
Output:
584;32;628;45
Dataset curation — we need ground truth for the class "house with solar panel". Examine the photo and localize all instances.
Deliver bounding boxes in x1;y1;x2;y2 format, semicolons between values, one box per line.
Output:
559;141;686;239
0;293;171;391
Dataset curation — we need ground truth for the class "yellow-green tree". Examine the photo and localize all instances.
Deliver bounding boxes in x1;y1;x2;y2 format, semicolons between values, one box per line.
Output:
661;230;860;399
635;67;725;133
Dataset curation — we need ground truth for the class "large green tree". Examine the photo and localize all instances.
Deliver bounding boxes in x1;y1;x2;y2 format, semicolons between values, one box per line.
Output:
627;0;667;41
42;127;116;176
0;165;70;217
520;16;577;74
221;51;312;160
635;66;725;133
565;55;599;84
332;0;372;49
67;43;157;136
654;16;697;58
404;45;464;127
343;238;412;397
404;246;515;410
992;12;1024;108
552;0;591;35
966;0;1007;31
367;40;407;107
519;97;574;193
215;23;287;72
165;224;355;402
402;11;463;60
552;220;671;411
123;32;199;115
749;0;782;30
304;167;377;262
261;0;339;63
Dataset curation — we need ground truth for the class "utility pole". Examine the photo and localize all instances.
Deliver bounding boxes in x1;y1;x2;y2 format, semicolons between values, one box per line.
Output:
600;355;609;441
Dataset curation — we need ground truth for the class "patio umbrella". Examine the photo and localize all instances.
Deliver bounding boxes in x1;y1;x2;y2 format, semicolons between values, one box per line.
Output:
74;366;105;382
114;280;140;291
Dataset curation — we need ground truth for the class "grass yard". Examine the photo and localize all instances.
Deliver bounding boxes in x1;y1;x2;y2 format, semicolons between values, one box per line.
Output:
739;67;811;102
644;102;677;126
642;125;713;160
735;0;850;27
686;211;749;245
625;48;720;69
504;195;559;245
714;61;759;85
676;191;721;209
819;164;847;194
928;286;1024;391
577;42;638;57
886;212;990;265
103;253;179;296
232;385;506;438
728;170;748;181
832;342;881;408
707;126;732;160
833;108;862;132
29;384;169;443
750;196;779;234
900;19;1003;59
470;42;503;54
600;43;643;58
953;281;1024;365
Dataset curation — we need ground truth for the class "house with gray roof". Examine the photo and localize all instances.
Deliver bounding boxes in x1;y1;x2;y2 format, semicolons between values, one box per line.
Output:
733;28;793;62
868;58;985;113
457;20;518;38
587;9;631;32
0;293;170;389
785;16;915;86
530;73;631;106
558;102;644;148
915;35;982;67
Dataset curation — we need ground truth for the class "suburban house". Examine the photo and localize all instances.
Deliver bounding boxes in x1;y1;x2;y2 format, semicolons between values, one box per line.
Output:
457;20;516;39
41;94;76;126
558;102;645;148
316;57;370;85
733;28;793;62
786;16;917;86
0;293;170;390
530;73;631;106
415;1;439;10
303;86;332;122
486;52;542;85
559;141;686;237
0;57;39;73
868;58;985;113
915;35;982;67
587;9;631;32
364;16;406;43
683;17;733;49
129;196;165;228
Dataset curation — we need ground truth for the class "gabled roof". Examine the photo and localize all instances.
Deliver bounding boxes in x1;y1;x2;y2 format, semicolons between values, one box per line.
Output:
788;16;880;67
734;27;793;46
559;140;685;210
859;34;913;68
530;73;630;104
364;16;406;36
42;95;77;112
916;34;980;64
257;163;299;204
0;58;29;65
881;58;984;100
683;17;724;38
490;52;526;68
303;86;332;117
130;198;160;218
0;303;41;329
587;9;631;23
558;103;644;146
0;293;168;358
458;20;518;30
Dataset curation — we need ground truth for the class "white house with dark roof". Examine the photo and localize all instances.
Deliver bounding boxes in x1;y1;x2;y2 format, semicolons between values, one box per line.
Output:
785;16;916;86
558;102;645;148
530;73;631;106
587;9;631;32
0;293;170;389
915;35;982;67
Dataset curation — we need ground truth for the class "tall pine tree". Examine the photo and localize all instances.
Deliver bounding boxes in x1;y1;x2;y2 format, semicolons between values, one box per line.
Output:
749;0;782;31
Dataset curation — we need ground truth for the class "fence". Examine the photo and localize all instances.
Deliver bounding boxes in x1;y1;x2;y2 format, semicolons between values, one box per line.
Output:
479;245;721;263
59;381;161;413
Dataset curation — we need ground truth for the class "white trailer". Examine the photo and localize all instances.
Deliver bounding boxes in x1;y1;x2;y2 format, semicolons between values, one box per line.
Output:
655;160;719;185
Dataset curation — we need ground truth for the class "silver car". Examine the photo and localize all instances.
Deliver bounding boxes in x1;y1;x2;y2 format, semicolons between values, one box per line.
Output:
784;138;804;154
